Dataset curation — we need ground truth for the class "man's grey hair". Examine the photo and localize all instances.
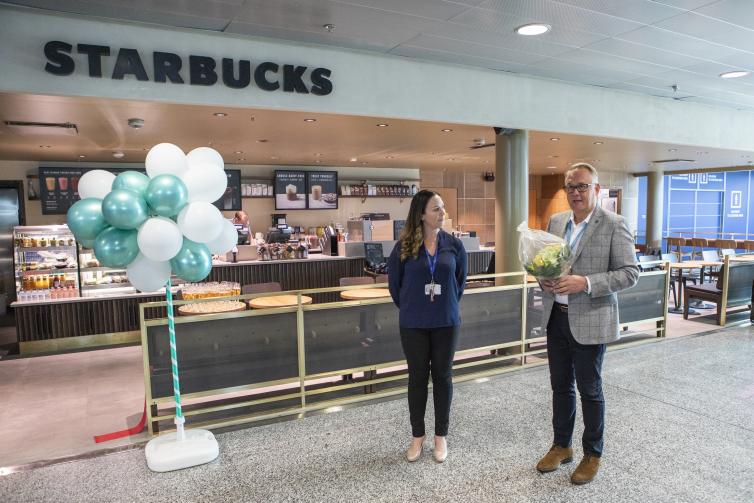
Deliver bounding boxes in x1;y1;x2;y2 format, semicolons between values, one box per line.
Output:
566;162;599;184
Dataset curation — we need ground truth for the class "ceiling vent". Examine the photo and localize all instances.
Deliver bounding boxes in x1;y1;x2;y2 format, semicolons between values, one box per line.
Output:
3;121;79;136
652;158;695;163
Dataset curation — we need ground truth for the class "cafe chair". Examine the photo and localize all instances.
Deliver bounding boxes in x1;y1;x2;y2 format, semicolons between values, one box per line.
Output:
374;274;389;285
744;240;754;252
242;282;282;295
701;250;722;283
721;249;736;257
715;239;737;253
638;255;661;272
339;276;375;287
666;237;692;261
661;253;680;306
690;237;709;261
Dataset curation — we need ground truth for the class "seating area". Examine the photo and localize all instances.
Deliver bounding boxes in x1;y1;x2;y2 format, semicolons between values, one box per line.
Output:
683;256;754;325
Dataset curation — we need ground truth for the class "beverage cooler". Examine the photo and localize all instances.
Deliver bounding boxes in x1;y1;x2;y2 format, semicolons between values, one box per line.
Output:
13;225;79;302
78;246;136;297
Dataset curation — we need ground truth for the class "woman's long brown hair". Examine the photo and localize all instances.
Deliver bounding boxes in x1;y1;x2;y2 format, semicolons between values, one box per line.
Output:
399;190;438;262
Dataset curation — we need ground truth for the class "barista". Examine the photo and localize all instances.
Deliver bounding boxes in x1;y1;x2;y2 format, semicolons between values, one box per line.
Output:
232;211;251;245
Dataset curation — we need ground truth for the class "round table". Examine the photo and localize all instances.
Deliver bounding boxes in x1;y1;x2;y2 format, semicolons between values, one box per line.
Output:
340;288;391;300
248;295;313;309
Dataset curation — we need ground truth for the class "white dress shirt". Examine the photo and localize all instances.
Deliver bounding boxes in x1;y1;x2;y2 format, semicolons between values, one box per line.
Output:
555;207;595;305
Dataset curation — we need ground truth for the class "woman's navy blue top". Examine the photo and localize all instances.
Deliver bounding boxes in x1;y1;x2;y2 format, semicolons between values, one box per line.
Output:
387;231;468;328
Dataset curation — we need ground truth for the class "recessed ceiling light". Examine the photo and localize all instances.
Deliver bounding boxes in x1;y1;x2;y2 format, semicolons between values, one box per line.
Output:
78;155;86;159
350;157;358;162
515;23;551;36
304;118;317;122
257;139;268;143
315;160;322;164
548;155;559;158
314;153;323;157
213;112;227;117
441;128;453;132
376;123;389;127
39;145;51;148
593;141;603;145
112;151;125;159
270;156;278;160
547;166;558;169
550;137;560;141
235;151;243;154
323;23;335;33
386;156;394;159
720;71;749;79
361;162;368;165
668;148;677;152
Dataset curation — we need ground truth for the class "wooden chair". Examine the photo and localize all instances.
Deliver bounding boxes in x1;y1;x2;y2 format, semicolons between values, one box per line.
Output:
743;240;754;252
339;276;375;287
684;257;754;325
701;250;721;283
666;237;691;261
690;237;709;260
715;239;737;252
242;282;282;295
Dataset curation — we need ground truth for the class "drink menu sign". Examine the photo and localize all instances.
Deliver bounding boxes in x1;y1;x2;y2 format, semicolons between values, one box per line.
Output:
306;171;338;209
274;170;306;210
38;167;86;215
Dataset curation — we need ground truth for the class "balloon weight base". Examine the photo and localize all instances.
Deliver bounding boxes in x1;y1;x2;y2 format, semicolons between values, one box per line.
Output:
145;429;219;472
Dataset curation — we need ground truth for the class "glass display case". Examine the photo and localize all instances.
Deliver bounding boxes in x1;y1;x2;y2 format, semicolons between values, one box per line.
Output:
78;247;136;297
13;225;79;302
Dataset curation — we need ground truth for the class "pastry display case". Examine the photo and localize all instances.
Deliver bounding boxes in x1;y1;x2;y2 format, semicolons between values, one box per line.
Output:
78;247;136;297
13;225;79;302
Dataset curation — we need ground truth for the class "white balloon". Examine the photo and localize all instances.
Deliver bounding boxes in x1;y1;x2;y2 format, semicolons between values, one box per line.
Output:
177;202;223;243
180;162;228;203
145;143;189;178
206;219;239;254
127;253;172;293
137;217;183;262
78;170;116;200
187;147;224;170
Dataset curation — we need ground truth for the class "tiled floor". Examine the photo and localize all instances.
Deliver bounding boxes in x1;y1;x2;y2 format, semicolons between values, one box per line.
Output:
0;306;748;469
1;324;752;502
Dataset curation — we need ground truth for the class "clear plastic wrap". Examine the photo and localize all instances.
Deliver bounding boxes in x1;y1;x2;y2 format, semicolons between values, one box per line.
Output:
517;221;572;280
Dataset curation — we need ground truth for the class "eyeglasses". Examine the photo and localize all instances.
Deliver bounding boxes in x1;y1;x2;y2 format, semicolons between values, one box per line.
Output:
563;183;594;193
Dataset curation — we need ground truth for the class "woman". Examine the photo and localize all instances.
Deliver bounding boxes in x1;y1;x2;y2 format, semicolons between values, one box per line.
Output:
232;210;251;245
387;190;467;463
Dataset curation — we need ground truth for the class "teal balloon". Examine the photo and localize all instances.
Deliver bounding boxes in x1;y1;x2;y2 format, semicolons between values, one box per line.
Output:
93;227;139;268
102;189;148;230
66;198;107;241
170;239;212;282
78;237;95;249
112;170;150;196
145;174;188;217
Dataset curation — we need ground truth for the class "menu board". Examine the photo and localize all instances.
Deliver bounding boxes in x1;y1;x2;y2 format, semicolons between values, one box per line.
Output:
274;170;306;210
306;171;338;209
39;167;83;214
213;169;241;211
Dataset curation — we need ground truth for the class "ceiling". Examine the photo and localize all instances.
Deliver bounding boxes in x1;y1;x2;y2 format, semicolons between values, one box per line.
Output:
6;0;754;112
1;92;751;175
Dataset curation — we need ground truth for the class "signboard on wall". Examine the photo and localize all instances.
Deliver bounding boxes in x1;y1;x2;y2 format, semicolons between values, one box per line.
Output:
722;170;748;237
274;170;306;210
213;169;241;211
305;171;338;209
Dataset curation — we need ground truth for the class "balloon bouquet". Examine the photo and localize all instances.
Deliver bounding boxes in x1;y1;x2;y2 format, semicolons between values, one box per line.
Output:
66;143;238;472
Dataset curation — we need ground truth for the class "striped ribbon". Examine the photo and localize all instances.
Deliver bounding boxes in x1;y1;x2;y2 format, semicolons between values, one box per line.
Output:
165;278;183;433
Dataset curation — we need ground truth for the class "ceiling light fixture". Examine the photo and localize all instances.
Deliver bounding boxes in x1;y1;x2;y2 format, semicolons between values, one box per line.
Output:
376;123;389;127
213;112;227;117
270;156;278;160
350;157;358;162
257;139;268;143
323;23;335;33
235;151;243;154
668;148;677;152
515;23;551;36
386;156;394;159
441;128;453;132
112;151;125;159
39;145;51;148
547;166;558;169
304;118;317;122
550;137;560;141
78;155;86;159
548;155;559;158
361;162;368;165
720;70;749;79
593;141;603;145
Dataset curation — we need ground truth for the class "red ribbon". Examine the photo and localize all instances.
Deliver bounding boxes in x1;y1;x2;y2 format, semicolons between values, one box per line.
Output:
94;400;147;443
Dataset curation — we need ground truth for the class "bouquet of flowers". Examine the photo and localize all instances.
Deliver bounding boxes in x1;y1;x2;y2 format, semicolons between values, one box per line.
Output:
517;222;572;280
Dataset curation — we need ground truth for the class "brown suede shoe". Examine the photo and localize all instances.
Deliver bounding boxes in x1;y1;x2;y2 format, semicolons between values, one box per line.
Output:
570;454;601;485
536;445;574;473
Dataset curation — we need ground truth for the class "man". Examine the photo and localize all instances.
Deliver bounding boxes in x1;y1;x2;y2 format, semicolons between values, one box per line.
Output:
537;163;639;485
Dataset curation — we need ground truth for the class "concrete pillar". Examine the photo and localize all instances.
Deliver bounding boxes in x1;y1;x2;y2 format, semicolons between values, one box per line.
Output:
646;167;664;254
494;128;529;280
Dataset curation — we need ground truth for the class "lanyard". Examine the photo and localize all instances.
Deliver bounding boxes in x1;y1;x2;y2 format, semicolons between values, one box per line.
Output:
425;234;440;282
565;219;588;250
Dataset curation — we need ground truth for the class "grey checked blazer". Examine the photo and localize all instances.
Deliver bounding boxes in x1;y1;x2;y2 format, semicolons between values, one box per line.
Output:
542;205;639;345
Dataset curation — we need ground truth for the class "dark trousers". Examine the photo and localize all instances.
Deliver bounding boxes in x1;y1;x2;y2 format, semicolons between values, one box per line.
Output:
399;326;460;437
546;306;606;456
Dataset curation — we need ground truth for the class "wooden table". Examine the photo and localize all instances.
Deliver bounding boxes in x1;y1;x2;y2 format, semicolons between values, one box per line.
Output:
340;288;391;300
178;300;247;316
667;261;722;312
248;295;313;309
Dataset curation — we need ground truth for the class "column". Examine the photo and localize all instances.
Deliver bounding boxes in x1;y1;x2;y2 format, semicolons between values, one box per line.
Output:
494;128;529;281
646;167;664;254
